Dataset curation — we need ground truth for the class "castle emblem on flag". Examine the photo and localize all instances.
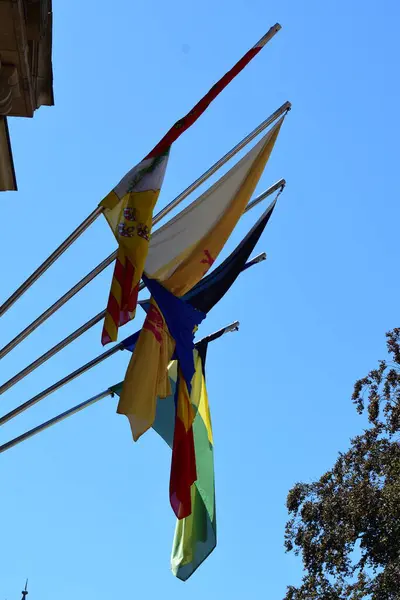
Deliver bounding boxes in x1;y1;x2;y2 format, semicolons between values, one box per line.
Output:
118;223;135;237
123;207;137;222
137;223;150;241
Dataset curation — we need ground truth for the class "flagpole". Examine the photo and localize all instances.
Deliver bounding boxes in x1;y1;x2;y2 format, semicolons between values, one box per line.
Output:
243;251;266;267
0;239;268;397
0;168;287;362
246;179;285;212
0;321;240;454
200;320;240;343
0;174;280;394
21;580;28;600
0;181;281;388
0;26;284;320
0;207;103;318
0;253;262;423
0;309;107;394
0;390;113;454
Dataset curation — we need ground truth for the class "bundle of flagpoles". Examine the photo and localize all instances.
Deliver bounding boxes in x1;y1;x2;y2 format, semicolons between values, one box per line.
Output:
0;23;290;580
0;321;240;454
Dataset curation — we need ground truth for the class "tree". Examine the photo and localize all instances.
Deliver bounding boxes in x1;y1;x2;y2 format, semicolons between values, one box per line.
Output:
284;328;400;600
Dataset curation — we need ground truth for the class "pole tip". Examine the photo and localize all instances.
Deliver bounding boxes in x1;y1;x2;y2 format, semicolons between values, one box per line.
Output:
255;252;267;263
227;321;240;333
256;23;282;48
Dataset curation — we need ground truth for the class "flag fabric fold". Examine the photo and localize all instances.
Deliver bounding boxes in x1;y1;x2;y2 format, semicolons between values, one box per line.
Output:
117;299;175;440
141;273;206;393
101;33;281;345
170;367;197;519
117;119;284;441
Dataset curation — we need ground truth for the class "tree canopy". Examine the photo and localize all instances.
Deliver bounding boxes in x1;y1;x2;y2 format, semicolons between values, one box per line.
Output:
284;328;400;600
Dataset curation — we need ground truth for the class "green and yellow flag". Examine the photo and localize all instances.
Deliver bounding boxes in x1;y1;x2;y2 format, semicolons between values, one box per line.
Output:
169;346;216;581
111;344;215;580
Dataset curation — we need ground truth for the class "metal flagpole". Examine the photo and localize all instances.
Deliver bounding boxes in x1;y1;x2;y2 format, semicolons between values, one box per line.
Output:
0;25;284;319
0;310;107;394
0;167;287;361
0;345;122;426
0;207;102;318
0;181;283;388
0;390;113;454
0;254;265;423
21;580;28;600
0;321;240;454
0;250;268;395
246;179;285;212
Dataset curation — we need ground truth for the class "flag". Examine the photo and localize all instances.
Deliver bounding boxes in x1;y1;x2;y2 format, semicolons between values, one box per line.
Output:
101;30;281;345
117;119;284;440
100;152;169;345
119;272;206;511
140;274;204;519
141;273;206;392
144;118;284;288
170;342;216;580
110;342;216;581
119;273;205;445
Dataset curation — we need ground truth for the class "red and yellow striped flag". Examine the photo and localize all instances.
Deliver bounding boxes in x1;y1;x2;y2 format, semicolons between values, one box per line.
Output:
100;153;169;345
100;27;281;345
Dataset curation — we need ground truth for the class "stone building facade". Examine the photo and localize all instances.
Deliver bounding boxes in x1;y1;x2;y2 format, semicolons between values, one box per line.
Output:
0;0;53;190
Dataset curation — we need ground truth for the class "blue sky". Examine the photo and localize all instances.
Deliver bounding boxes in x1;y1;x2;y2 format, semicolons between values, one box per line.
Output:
1;0;399;598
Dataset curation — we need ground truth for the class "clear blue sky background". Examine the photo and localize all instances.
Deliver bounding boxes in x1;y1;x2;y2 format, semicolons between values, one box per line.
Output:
1;0;399;598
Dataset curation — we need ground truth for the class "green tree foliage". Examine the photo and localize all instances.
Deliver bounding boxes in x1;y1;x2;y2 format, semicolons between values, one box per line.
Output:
284;328;400;599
